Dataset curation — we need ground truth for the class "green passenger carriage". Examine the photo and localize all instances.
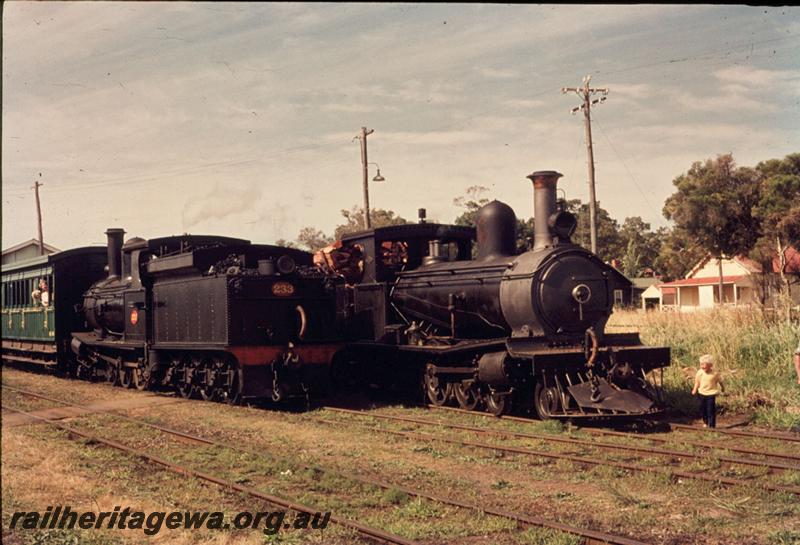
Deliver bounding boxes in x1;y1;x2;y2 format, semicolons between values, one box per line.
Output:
1;247;108;369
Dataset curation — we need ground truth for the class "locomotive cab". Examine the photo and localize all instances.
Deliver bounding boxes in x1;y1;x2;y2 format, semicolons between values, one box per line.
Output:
319;223;475;342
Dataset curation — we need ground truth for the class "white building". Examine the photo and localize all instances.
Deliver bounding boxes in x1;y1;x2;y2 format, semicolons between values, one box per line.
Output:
657;255;760;311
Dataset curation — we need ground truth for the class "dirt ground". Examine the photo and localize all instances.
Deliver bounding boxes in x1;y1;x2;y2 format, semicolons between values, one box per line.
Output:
2;367;799;545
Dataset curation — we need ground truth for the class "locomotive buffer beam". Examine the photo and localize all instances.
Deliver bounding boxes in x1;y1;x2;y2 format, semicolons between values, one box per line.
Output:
568;379;654;413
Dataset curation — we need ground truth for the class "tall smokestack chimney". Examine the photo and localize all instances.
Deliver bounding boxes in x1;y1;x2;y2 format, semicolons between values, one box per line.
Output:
105;228;125;280
527;170;563;251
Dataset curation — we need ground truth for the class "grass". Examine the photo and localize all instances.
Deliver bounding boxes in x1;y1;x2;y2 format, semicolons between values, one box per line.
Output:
517;527;581;545
608;307;800;431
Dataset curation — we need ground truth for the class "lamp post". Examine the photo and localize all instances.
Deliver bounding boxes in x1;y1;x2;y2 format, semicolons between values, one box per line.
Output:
354;127;386;228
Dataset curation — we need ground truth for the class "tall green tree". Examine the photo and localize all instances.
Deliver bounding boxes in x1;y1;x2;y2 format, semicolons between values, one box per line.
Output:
751;154;800;294
617;216;662;277
653;226;705;282
663;154;761;303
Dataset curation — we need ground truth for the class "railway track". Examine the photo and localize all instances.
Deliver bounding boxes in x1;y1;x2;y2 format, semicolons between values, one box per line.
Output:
324;407;798;472
2;385;653;545
666;422;800;443
1;403;418;545
319;407;800;496
431;405;800;463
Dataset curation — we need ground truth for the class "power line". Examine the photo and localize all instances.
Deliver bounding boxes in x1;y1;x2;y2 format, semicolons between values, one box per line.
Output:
594;34;799;77
593;117;661;222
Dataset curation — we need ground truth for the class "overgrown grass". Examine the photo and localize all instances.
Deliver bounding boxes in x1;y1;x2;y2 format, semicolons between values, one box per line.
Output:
608;307;800;431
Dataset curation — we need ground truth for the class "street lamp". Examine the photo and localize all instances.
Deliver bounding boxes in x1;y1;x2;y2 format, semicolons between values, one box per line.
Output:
369;162;385;182
354;127;387;228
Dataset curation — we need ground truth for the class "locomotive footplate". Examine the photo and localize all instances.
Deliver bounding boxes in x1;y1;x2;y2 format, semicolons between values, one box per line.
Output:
567;378;655;413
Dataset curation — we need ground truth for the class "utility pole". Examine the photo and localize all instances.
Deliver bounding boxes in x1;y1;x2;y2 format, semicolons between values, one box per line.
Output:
355;126;374;229
33;173;44;255
562;75;608;254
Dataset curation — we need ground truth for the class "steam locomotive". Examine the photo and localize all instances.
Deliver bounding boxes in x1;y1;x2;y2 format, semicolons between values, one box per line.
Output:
2;168;669;418
321;170;669;418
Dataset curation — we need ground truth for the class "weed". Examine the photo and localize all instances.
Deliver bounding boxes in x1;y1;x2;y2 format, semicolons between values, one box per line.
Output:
398;497;443;519
26;529;124;545
517;526;581;545
382;487;410;505
490;479;512;490
410;444;446;458
767;530;800;545
777;470;800;486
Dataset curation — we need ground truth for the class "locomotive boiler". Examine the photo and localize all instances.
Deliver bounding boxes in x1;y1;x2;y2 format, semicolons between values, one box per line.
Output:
327;170;669;418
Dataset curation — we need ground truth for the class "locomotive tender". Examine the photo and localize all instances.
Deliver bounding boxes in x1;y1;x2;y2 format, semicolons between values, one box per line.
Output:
69;232;344;402
326;170;670;418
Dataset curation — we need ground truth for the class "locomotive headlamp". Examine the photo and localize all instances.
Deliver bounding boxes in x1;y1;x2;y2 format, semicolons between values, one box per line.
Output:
572;284;592;304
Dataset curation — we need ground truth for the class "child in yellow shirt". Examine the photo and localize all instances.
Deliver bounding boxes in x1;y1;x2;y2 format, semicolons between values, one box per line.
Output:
692;354;723;428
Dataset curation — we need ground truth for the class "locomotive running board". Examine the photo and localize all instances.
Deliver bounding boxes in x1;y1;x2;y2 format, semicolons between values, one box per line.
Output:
567;379;655;413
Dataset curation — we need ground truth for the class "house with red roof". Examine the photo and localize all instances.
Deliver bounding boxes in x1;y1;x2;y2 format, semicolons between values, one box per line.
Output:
650;249;800;311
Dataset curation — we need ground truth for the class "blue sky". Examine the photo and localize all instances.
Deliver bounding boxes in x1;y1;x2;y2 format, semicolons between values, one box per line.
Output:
3;3;799;249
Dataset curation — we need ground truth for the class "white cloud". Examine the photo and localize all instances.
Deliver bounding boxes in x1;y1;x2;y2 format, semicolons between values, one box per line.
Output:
713;65;800;89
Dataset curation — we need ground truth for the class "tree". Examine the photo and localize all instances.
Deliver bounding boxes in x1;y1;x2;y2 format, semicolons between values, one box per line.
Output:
653;226;705;282
333;206;408;240
453;186;491;227
274;238;298;249
564;200;624;263
751;154;800;301
663;154;761;303
617;216;661;277
296;227;333;252
516;217;535;253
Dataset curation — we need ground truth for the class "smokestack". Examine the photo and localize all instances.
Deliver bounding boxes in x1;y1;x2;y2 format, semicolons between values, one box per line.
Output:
527;170;563;251
105;228;125;280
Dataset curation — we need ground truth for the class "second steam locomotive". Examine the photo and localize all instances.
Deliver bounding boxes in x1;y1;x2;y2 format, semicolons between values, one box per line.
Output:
320;170;669;418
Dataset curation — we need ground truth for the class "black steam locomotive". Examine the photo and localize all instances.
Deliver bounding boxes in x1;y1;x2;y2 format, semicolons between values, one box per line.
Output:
323;170;669;418
2;168;669;419
70;232;344;403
